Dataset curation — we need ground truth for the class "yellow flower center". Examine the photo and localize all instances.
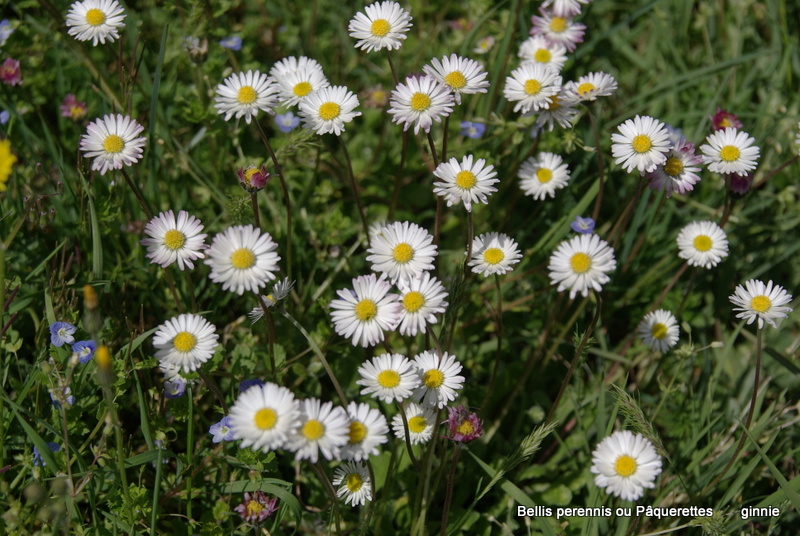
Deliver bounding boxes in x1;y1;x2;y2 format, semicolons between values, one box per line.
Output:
173;331;197;352
237;85;257;104
550;17;567;33
631;134;652;154
302;419;325;440
524;79;542;95
422;369;444;389
456;420;474;436
377;369;400;388
293;81;312;97
354;299;378;321
693;235;712;252
85;8;106;26
69;105;86;120
163;229;186;250
402;291;425;313
408;416;427;433
348;421;367;444
719;118;731;128
483;247;505;265
371;19;391;37
651;323;668;340
244;168;259;181
570;252;591;273
318;102;341;120
536;168;553;184
455;170;477;189
254;408;277;430
750;295;771;313
444;71;467;89
410;92;431;111
392;242;414;263
346;473;364;492
246;500;262;517
103;134;124;154
576;82;596;96
534;48;552;63
719;145;741;162
546;95;560;110
614;454;637;477
664;156;684;176
230;248;256;269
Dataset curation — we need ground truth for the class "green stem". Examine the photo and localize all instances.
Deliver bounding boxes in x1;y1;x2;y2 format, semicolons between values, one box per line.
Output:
385;49;400;85
441;115;450;163
313;461;342;534
481;274;504;411
150;448;163;536
120;167;153;219
340;139;370;238
440;443;462;536
186;385;194;521
396;401;421;469
250;192;261;229
257;295;277;378
388;131;408;221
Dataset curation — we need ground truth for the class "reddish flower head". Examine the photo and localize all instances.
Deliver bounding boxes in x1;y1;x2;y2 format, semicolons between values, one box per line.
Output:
0;58;21;86
234;491;279;523
446;405;483;443
725;172;753;198
710;107;742;132
237;165;270;193
60;94;88;121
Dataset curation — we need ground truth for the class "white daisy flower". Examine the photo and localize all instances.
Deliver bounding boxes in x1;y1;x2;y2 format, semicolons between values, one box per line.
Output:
269;56;324;79
348;1;412;53
646;137;702;198
366;221;437;283
676;221;729;269
432;155;499;211
503;63;562;115
287;398;349;463
564;71;618;102
79;114;146;175
298;85;362;136
214;70;279;124
276;65;329;107
699;127;760;176
66;0;126;46
636;309;680;353
533;89;579;132
729;279;793;329
388;75;454;135
412;350;465;408
468;232;523;278
140;210;206;270
548;234;616;299
541;0;592;17
249;278;296;323
422;54;490;105
341;402;389;462
228;382;300;453
396;272;449;336
333;461;373;506
611;115;671;174
391;402;436;444
357;352;421;403
330;274;401;347
152;313;219;373
204;224;281;296
518;151;571;200
530;10;586;52
518;36;568;73
590;430;662;501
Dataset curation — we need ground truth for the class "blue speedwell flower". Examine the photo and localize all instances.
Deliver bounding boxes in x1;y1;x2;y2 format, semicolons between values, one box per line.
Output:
50;387;75;408
219;36;242;51
209;416;235;443
33;442;61;467
238;378;264;393
275;111;300;133
49;322;77;347
72;340;96;363
460;121;485;139
164;379;186;399
571;216;596;234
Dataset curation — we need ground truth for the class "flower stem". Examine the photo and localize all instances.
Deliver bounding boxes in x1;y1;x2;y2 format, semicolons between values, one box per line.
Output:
388;131;409;220
396;401;421;469
440;443;462;536
313;460;342;534
250;192;261;229
340;139;370;238
463;211;474;278
441;115;450;162
185;385;194;520
258;295;277;378
481;274;504;411
385;49;400;85
120;167;153;219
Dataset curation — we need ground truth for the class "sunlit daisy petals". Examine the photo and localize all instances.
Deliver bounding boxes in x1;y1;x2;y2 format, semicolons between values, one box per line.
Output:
676;221;729;269
270;56;324;79
140;210;206;270
646;137;702;198
518;151;571;200
533;88;580;132
699;127;760;176
366;221;437;283
348;1;412;53
249;278;295;323
518;36;568;73
330;274;401;347
357;353;421;403
152;313;219;373
412;350;464;409
287;398;349;463
214;70;279;124
204;224;281;295
541;0;593;17
392;402;436;444
590;430;662;501
422;54;489;105
468;232;522;277
548;234;616;299
503;63;562;114
388;75;454;134
530;9;586;52
333;462;373;506
396;272;449;336
729;279;793;329
276;65;329;107
432;154;498;211
298;85;362;136
228;382;300;452
66;0;126;46
564;71;617;102
636;309;680;353
611;115;671;174
79;114;146;175
340;402;389;461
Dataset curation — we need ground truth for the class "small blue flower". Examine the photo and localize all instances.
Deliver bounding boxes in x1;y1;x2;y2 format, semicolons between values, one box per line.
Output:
72;340;96;364
0;110;8;125
571;216;596;234
219;36;242;51
49;322;77;347
239;379;264;393
33;442;61;467
275;112;300;133
209;416;235;443
460;121;486;139
164;379;186;399
0;20;14;50
50;387;75;409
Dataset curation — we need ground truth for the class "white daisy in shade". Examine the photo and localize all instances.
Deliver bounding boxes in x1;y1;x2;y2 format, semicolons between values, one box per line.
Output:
590;430;662;501
269;56;323;79
228;382;300;453
391;402;436;444
637;309;680;353
152;313;219;373
276;65;329;107
366;221;437;283
676;221;728;269
287;398;349;463
348;1;412;53
518;151;571;200
204;224;281;296
541;0;592;17
330;273;401;347
433;155;498;211
357;352;421;403
518;36;568;73
333;461;373;506
79;114;146;175
214;70;279;124
249;278;296;323
396;272;449;336
530;9;586;52
564;71;618;102
298;85;362;136
534;89;579;132
340;402;389;461
729;279;793;329
422;54;489;105
66;0;126;46
468;232;523;277
548;234;616;299
611;115;671;174
503;63;562;114
412;350;465;408
700;127;760;176
646;137;702;198
140;210;206;270
388;75;454;135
